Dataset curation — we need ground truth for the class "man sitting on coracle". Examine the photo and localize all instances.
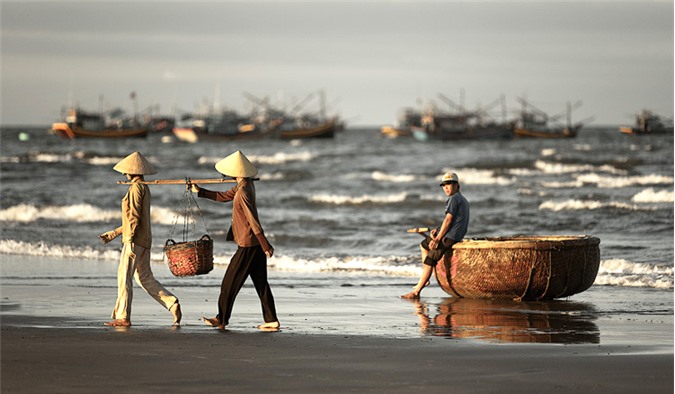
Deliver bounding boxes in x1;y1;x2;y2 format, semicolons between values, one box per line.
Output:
401;172;469;299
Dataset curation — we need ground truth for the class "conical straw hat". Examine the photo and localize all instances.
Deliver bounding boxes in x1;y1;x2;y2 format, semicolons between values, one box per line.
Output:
113;151;157;175
215;151;258;178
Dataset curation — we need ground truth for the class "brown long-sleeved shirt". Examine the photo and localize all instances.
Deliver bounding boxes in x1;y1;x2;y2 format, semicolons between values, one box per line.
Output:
114;179;152;248
198;179;267;248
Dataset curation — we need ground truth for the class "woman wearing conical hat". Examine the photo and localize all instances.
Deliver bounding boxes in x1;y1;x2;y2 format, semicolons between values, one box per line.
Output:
99;151;182;327
188;151;279;331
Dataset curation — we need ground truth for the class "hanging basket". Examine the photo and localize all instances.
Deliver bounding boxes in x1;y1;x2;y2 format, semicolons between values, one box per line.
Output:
165;234;214;277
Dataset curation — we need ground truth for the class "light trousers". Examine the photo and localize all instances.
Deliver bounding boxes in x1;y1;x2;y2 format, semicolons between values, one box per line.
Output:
111;242;178;320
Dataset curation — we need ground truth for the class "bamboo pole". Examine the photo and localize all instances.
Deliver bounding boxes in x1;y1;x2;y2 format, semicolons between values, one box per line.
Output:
116;178;259;185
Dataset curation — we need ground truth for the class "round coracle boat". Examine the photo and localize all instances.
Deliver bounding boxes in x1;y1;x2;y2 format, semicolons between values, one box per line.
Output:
434;235;601;301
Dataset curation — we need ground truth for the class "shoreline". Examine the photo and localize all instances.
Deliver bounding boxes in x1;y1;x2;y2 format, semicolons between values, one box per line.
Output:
1;256;673;392
2;314;673;393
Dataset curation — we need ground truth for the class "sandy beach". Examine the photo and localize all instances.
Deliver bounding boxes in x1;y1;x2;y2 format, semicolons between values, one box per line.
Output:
1;314;672;394
2;257;673;393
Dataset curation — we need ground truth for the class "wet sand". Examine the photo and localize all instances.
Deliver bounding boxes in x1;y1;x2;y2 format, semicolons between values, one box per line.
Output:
1;313;672;393
1;257;673;393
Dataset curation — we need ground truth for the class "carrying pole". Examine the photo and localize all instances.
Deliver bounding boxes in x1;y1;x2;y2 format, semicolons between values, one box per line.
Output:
117;178;259;185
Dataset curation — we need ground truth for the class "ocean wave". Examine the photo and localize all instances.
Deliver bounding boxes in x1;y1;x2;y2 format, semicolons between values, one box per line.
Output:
371;171;420;183
596;259;673;289
198;151;316;166
0;204;181;225
538;199;653;212
267;255;420;277
534;160;627;175
0;240;120;261
575;173;674;188
0;240;671;288
632;188;674;203
309;192;408;205
444;168;515;185
0;151;128;166
540;148;556;157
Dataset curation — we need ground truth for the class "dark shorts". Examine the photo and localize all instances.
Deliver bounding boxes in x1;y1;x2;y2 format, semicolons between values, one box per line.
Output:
420;237;457;267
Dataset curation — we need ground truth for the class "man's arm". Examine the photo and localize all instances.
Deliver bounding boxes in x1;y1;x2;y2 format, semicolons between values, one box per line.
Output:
430;213;453;250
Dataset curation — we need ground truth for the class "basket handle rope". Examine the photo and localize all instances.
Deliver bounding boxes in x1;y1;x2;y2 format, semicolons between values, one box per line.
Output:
167;184;210;244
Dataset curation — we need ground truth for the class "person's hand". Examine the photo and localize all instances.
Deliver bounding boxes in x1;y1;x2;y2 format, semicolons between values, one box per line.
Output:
99;230;118;244
187;183;200;193
258;236;274;258
429;238;439;250
430;228;438;237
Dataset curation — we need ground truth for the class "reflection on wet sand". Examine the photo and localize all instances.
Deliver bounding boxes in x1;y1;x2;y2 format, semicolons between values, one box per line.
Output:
405;297;600;344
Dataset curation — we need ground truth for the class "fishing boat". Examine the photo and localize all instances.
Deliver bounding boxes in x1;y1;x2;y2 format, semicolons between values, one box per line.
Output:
513;98;587;139
433;235;600;300
277;116;336;139
51;108;148;139
380;108;420;138
410;113;513;142
410;93;514;142
271;89;339;139
172;110;277;143
619;110;674;135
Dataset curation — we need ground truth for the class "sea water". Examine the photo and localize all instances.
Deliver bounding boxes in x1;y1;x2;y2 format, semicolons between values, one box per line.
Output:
1;126;672;343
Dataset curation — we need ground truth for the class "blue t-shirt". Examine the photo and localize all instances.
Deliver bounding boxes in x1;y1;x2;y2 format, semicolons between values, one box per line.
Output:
444;191;469;241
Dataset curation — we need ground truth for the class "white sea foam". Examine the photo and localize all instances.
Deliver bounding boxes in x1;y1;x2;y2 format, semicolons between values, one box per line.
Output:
199;151;316;166
0;203;118;223
540;148;556;157
309;192;408;205
534;160;627;175
538;199;651;212
444;168;515;185
267;255;420;277
596;259;673;289
632;188;674;203
0;239;120;261
0;204;181;225
573;144;593;151
2;240;669;288
1;151;134;166
371;171;419;183
576;173;673;188
258;172;287;181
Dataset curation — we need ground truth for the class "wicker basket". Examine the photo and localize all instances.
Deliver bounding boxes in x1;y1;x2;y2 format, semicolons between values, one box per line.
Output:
164;234;214;277
434;235;600;300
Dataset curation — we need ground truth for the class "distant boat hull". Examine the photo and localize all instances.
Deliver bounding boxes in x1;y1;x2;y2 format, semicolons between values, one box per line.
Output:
51;122;148;139
172;126;273;143
411;125;512;142
380;125;411;138
619;126;673;135
514;126;580;138
278;120;336;139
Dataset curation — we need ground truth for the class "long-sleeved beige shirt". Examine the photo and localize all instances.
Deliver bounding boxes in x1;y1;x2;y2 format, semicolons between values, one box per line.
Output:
198;179;265;248
114;179;152;248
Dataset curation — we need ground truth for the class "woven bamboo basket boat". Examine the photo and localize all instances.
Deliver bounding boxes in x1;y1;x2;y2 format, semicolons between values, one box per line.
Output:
434;235;600;300
164;234;214;277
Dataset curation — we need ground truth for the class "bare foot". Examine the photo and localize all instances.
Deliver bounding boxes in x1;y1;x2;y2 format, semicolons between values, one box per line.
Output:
170;303;182;326
104;319;131;327
399;291;420;299
201;316;224;329
258;321;280;331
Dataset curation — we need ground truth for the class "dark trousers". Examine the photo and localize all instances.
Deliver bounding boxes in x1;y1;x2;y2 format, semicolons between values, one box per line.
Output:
217;245;278;325
421;237;457;267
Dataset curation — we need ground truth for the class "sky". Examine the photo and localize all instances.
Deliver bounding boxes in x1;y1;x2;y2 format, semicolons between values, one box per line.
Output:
1;0;673;127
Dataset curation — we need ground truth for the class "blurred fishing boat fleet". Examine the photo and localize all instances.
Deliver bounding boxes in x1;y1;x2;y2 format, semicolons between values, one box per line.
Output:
49;89;671;141
51;89;341;141
381;92;594;141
